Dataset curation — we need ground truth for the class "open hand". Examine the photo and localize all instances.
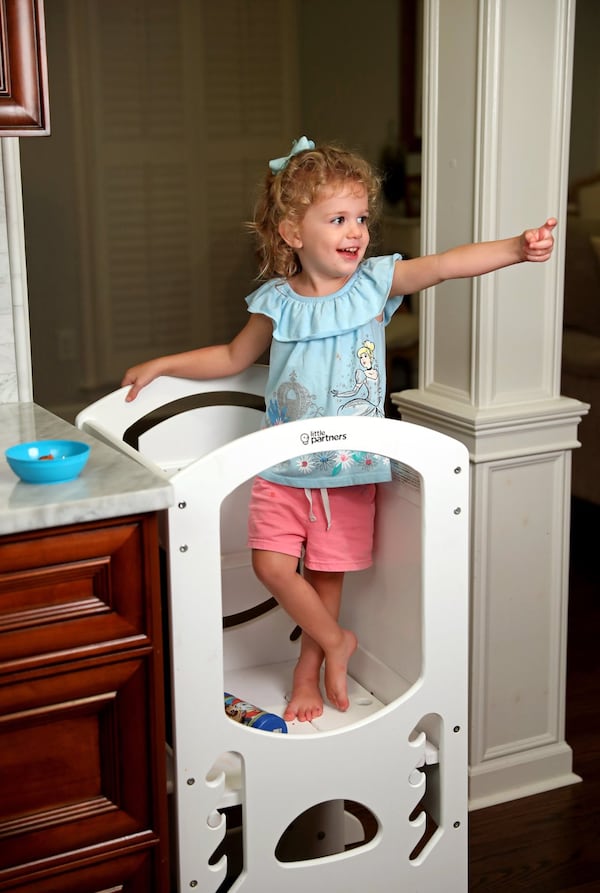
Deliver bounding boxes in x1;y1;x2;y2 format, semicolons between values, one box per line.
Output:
521;218;557;262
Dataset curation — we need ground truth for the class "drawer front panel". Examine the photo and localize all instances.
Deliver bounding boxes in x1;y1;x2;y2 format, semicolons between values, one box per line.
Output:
0;656;159;875
0;517;160;671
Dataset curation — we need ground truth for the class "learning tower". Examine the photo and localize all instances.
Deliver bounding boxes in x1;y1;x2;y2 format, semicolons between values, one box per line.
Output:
77;365;469;892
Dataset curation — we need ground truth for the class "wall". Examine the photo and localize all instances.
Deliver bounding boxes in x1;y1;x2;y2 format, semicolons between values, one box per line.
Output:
569;0;600;182
21;1;302;416
18;0;400;419
19;0;82;412
298;0;400;168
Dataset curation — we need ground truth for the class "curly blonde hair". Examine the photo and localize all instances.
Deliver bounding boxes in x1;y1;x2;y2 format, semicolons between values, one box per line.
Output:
250;143;381;280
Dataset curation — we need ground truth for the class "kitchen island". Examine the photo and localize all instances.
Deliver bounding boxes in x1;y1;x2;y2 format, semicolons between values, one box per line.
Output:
0;402;172;534
0;403;173;892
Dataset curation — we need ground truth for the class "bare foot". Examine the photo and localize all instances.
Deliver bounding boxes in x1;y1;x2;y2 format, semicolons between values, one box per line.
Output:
284;674;324;723
324;628;358;712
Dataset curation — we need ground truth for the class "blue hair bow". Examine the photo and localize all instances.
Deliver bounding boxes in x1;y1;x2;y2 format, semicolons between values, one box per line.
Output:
269;136;315;174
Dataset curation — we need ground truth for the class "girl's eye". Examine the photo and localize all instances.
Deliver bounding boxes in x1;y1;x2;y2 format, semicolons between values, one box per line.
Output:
330;215;369;225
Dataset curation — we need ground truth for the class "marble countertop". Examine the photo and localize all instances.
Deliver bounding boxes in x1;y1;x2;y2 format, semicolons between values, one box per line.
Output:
0;403;173;535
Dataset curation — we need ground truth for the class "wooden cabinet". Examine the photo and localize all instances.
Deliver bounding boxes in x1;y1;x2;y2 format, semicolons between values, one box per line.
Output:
0;0;50;134
0;513;169;891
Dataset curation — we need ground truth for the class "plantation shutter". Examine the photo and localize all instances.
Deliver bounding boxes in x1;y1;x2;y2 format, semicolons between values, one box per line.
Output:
70;0;298;386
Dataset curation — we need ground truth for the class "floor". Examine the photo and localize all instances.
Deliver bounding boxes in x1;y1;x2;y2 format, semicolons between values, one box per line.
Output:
468;498;600;892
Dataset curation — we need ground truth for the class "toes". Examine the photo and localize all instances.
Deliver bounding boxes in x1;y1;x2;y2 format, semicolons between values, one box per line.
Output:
284;700;323;723
329;694;349;712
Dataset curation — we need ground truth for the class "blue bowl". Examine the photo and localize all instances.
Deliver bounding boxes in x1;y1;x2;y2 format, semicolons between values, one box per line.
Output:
5;439;91;484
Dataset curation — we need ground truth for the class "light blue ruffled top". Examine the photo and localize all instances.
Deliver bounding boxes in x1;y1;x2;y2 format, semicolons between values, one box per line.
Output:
246;254;403;488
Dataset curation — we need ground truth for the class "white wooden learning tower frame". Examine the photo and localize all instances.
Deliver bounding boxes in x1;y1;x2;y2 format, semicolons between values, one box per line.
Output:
77;365;470;892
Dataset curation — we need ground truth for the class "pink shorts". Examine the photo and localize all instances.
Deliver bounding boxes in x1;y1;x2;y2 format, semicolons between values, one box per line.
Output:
247;477;377;572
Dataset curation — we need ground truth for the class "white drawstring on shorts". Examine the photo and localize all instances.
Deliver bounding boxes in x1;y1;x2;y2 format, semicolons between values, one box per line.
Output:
304;487;332;530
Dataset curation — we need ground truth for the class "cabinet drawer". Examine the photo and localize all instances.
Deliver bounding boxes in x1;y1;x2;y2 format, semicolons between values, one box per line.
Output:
0;655;163;880
0;516;161;673
0;847;155;892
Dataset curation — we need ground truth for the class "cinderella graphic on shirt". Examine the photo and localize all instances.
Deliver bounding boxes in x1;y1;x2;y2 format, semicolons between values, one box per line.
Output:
331;340;383;417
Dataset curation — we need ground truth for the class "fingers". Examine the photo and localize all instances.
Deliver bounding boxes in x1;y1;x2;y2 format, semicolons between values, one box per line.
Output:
121;377;140;402
536;217;557;242
526;218;556;244
124;383;140;402
121;367;146;401
121;357;166;398
523;217;557;262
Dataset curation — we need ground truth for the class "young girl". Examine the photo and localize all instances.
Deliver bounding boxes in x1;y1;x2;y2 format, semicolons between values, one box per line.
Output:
122;137;556;724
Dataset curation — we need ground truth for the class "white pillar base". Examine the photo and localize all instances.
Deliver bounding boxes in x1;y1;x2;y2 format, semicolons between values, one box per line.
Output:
393;389;588;809
468;742;581;811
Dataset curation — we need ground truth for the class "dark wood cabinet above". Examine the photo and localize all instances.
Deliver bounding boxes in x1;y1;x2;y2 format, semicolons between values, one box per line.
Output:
0;0;49;134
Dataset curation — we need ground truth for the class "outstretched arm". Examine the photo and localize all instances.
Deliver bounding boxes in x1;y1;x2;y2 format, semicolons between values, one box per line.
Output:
390;218;557;297
121;313;273;401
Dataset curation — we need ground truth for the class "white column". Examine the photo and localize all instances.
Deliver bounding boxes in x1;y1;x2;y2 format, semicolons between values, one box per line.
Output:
393;0;588;808
1;138;33;403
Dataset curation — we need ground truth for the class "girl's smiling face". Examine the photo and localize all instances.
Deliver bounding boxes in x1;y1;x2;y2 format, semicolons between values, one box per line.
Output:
280;182;370;295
